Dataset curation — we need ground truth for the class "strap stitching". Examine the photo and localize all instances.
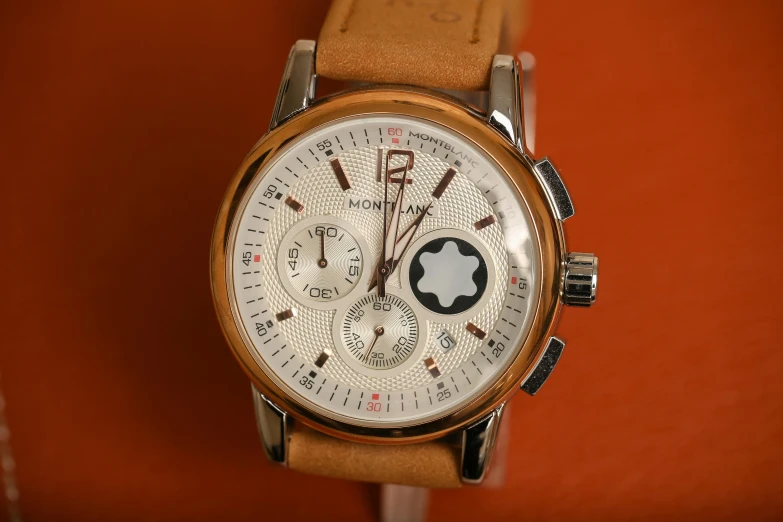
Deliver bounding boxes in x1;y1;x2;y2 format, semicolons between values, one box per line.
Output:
341;0;486;42
470;0;485;44
339;0;357;33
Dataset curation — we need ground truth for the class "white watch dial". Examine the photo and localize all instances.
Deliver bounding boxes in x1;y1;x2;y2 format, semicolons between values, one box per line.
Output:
228;115;538;427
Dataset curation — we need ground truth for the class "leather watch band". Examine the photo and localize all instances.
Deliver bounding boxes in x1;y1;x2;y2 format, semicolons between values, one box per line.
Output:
286;0;523;488
317;0;512;91
289;425;463;488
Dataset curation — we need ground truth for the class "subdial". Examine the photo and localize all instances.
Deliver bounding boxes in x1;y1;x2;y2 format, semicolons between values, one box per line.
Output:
341;294;419;370
279;222;363;302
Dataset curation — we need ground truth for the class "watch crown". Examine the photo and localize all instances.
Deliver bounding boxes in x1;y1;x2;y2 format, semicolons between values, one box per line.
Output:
564;253;598;306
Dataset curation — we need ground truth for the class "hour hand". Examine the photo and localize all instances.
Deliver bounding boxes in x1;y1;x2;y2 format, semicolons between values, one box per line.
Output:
383;168;408;268
376;168;409;296
368;201;431;292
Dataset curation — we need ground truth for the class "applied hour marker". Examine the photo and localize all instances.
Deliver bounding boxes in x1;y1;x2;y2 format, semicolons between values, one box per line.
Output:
432;167;456;199
330;158;351;191
284;195;305;214
424;357;441;378
275;308;297;322
314;349;331;368
466;322;486;340
474;215;496;230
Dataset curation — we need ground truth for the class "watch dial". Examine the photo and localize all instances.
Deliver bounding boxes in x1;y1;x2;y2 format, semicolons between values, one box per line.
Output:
229;115;538;426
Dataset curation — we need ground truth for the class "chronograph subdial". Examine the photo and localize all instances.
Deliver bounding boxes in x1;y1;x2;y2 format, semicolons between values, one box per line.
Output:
277;217;365;306
340;294;419;370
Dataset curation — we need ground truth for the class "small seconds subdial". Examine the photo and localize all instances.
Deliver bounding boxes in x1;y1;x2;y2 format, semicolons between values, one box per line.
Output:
342;294;419;370
280;222;362;303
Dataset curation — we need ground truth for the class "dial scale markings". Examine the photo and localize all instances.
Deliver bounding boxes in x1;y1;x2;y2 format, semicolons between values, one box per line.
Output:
230;116;536;425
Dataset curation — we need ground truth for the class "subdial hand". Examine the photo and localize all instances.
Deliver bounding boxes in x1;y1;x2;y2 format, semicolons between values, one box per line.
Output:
317;231;327;268
363;326;385;362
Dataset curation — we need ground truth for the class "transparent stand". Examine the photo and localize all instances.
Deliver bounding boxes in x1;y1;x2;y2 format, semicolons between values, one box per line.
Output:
379;50;536;522
380;484;429;522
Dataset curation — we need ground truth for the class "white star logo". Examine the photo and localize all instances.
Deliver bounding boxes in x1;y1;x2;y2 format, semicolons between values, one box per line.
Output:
416;241;480;307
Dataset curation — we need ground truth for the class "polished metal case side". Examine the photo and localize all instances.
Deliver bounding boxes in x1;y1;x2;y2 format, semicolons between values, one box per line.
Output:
251;40;317;466
520;336;565;396
488;55;525;152
252;385;290;465
460;404;505;484
252;40;316;464
519;51;537;154
269;40;317;130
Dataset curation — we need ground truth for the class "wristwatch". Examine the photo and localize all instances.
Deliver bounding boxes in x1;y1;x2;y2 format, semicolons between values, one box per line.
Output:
211;0;598;488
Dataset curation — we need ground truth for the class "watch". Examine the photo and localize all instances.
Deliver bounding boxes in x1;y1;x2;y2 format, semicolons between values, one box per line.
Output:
211;0;598;488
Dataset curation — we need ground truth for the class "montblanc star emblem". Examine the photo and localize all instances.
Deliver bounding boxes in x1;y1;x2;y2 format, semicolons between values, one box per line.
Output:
417;241;479;307
409;237;488;315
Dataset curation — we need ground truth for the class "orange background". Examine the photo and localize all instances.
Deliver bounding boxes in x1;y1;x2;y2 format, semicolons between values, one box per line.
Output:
2;1;782;521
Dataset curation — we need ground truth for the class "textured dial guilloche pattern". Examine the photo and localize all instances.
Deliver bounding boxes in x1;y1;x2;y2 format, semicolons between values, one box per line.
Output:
261;145;509;391
281;224;362;302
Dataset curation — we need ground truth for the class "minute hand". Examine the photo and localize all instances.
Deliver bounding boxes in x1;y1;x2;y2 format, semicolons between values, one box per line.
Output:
376;167;409;296
368;201;432;292
382;168;409;270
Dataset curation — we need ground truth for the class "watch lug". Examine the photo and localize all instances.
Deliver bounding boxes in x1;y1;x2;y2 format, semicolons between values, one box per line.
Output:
251;385;289;465
533;158;575;221
488;55;525;153
519;52;537;155
460;403;505;484
521;336;566;396
269;40;317;130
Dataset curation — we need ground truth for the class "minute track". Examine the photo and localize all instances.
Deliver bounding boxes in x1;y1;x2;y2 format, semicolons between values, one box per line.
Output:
228;114;538;425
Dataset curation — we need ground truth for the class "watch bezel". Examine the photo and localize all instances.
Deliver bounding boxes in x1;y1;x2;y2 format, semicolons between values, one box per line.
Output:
211;87;565;444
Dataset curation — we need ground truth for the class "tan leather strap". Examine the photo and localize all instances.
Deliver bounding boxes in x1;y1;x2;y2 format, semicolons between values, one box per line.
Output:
288;425;462;488
317;0;515;91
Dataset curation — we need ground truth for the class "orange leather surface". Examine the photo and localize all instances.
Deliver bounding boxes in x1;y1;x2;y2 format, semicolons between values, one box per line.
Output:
1;1;783;521
288;425;462;488
317;0;510;91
